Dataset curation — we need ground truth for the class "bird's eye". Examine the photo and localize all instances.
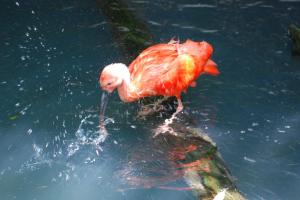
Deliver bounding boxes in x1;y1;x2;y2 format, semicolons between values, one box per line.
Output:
107;82;112;86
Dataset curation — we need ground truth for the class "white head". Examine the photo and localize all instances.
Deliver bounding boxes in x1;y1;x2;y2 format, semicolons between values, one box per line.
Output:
99;63;129;93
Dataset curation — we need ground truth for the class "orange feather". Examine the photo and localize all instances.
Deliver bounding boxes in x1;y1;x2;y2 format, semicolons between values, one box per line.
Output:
128;39;219;99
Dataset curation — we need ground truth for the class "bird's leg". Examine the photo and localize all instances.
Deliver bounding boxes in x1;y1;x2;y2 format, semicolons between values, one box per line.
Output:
176;98;184;114
165;97;183;123
154;97;183;137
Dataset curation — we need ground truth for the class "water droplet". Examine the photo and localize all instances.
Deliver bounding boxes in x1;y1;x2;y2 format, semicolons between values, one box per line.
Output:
33;143;43;157
130;125;136;129
268;91;275;95
243;156;256;163
277;129;286;133
27;128;32;135
65;174;70;181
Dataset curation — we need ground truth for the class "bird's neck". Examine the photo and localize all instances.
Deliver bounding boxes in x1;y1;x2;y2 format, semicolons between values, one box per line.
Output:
117;68;138;102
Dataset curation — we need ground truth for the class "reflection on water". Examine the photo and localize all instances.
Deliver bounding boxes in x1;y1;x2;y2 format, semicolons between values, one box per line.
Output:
1;0;300;200
113;119;244;200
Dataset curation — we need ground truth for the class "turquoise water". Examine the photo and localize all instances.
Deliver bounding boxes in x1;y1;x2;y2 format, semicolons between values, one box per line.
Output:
1;0;300;199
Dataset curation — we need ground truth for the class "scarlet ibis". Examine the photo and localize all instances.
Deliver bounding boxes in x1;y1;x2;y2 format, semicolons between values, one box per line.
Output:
99;39;219;117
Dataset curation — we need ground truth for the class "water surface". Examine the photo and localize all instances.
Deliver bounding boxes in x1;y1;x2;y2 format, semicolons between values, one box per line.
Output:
1;0;300;200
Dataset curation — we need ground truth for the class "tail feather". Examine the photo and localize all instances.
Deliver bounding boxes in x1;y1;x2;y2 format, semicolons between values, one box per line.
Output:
180;39;219;76
204;59;220;76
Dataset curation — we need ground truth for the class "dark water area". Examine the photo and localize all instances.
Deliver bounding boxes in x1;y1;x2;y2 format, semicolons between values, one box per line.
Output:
0;0;300;200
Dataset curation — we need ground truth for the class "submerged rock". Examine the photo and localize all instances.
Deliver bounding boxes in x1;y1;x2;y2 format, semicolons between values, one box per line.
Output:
96;0;153;61
289;24;300;55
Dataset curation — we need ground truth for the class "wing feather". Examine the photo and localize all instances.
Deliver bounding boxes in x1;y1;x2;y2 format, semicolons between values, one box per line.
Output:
127;40;214;98
128;44;179;96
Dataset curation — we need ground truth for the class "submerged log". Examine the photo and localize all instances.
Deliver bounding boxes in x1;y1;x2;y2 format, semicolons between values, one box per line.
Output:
96;0;153;61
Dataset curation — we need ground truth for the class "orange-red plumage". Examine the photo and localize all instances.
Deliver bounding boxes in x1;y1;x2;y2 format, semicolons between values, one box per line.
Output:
127;39;219;99
99;39;219;129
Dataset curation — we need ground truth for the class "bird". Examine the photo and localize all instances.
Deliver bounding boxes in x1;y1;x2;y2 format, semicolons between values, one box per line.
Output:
99;39;219;118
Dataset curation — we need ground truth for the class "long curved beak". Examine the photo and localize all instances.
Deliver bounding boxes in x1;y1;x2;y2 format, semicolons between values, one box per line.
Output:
100;92;110;122
99;91;110;140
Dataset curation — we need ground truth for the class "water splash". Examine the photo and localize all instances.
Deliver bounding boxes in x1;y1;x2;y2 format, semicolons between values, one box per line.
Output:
213;188;228;200
67;114;108;157
18;143;52;173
